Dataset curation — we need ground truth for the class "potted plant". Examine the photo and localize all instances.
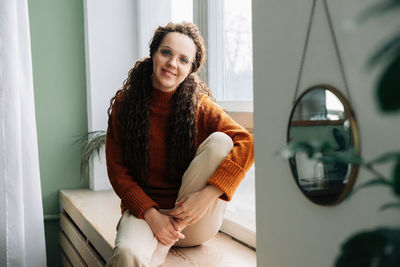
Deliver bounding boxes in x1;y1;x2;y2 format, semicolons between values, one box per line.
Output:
75;130;106;180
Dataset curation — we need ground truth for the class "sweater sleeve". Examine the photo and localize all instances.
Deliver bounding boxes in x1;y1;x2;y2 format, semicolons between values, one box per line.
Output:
197;95;254;201
105;96;159;218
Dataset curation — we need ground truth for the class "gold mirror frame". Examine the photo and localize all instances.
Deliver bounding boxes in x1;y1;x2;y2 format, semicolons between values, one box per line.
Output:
287;84;361;205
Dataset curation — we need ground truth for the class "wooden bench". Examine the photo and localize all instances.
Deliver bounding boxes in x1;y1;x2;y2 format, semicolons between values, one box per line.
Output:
59;189;256;266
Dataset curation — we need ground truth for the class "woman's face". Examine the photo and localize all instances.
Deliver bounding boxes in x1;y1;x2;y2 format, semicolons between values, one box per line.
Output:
152;32;196;92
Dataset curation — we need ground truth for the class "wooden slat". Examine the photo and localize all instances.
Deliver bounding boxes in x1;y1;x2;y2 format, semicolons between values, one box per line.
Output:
61;250;73;267
60;212;105;267
60;232;86;267
60;190;120;262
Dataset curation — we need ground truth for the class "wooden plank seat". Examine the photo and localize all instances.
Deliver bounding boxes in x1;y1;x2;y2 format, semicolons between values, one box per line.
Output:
59;189;256;266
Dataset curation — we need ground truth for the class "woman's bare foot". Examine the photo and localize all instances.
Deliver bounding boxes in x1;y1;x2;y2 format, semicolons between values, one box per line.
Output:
149;242;172;267
149;220;188;267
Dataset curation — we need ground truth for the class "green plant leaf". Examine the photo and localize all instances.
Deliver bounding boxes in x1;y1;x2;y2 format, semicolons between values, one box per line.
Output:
368;31;400;68
380;202;400;211
376;53;400;112
392;160;400;196
357;0;400;23
317;149;364;165
335;228;400;267
74;131;107;180
277;141;316;159
278;142;363;167
367;151;400;165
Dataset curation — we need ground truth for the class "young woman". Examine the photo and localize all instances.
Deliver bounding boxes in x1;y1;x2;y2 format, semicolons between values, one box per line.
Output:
105;22;254;267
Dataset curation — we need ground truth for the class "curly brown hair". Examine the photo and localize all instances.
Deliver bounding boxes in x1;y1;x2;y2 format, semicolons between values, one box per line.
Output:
107;22;214;187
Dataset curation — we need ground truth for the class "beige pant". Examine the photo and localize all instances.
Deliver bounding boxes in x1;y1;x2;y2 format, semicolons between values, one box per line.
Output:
106;132;234;267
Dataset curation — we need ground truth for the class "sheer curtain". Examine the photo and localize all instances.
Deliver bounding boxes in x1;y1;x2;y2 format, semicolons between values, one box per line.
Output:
0;0;46;266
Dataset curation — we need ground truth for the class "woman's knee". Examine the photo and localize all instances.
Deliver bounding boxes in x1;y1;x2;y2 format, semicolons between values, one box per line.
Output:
205;132;233;159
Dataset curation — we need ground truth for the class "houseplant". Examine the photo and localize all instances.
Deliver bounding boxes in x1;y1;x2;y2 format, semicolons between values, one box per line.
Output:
335;1;400;265
75;130;106;180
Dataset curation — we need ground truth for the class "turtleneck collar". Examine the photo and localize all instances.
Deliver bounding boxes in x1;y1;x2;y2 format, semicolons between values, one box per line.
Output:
151;86;177;105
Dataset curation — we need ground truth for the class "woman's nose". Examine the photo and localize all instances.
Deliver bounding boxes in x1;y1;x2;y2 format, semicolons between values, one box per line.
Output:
167;56;178;68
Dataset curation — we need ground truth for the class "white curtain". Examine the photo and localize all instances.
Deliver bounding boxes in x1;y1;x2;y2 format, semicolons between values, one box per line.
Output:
0;0;47;266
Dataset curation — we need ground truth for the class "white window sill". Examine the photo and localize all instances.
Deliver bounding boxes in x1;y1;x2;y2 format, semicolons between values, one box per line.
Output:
221;209;256;249
217;100;253;113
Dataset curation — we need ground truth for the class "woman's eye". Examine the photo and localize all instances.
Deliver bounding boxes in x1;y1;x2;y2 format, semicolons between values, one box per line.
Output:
161;49;173;56
180;57;189;65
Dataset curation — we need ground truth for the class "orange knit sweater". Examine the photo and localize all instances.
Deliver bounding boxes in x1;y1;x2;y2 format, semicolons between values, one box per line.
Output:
105;87;254;219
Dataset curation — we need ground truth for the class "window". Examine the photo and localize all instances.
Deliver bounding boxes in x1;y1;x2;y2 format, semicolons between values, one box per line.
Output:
326;90;344;120
221;0;253;101
171;0;193;22
193;0;255;247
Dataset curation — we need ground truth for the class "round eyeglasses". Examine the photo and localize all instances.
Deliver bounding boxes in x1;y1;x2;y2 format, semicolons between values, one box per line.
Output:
157;47;193;68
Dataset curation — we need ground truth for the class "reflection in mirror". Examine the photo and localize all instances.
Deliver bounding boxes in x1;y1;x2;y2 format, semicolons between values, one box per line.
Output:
287;85;360;205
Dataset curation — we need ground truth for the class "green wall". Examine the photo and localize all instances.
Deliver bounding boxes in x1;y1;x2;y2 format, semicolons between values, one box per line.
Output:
28;0;88;265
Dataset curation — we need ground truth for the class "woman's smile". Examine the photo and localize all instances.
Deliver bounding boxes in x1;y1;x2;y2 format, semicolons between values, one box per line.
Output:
162;68;176;77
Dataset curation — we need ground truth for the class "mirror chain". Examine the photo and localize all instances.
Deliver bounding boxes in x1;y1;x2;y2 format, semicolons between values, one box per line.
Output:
293;0;352;107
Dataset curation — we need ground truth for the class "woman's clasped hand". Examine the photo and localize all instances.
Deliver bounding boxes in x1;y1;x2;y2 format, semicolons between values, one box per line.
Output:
143;207;185;246
169;185;223;225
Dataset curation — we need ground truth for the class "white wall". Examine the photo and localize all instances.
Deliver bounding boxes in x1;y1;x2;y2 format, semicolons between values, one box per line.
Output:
83;0;138;190
253;0;400;266
84;0;138;132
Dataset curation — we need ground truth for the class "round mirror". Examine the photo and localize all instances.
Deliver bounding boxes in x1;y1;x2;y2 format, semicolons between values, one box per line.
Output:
287;85;360;205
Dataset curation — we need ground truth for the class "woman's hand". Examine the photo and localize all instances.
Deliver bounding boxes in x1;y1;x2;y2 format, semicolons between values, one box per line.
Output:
169;185;223;225
143;208;185;246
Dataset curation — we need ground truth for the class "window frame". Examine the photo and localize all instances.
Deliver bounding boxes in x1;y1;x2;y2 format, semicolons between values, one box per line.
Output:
221;209;256;249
